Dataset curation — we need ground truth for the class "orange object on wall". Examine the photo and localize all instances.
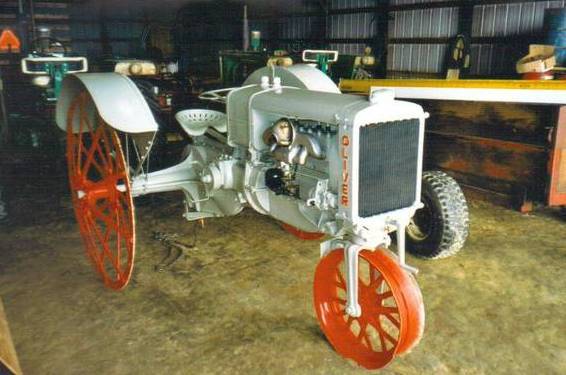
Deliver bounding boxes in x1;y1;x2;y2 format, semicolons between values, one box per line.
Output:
0;29;21;53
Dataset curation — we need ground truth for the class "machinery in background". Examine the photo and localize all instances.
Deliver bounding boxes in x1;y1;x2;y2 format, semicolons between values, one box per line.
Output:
54;64;468;370
18;27;88;149
220;49;273;87
332;46;378;80
98;58;195;170
302;48;378;80
301;49;339;75
0;27;88;224
220;45;379;87
21;27;88;101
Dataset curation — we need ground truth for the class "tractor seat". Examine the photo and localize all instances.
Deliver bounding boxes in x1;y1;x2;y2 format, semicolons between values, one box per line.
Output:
175;109;227;137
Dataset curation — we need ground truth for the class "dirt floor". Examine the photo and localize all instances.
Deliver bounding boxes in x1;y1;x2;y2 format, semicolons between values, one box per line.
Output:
0;187;565;374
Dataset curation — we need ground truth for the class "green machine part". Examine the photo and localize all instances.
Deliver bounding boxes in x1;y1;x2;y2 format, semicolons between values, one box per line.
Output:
316;53;332;75
45;62;69;99
220;51;269;87
250;31;261;52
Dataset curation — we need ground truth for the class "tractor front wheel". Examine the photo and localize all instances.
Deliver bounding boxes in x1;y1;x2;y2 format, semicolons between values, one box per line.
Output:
313;249;425;369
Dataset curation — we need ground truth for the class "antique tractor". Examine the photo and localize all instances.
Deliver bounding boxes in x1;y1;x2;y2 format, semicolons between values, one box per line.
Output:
55;65;468;370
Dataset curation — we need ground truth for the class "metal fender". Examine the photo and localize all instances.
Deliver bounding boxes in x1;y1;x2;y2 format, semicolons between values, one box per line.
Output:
243;64;341;94
56;73;159;134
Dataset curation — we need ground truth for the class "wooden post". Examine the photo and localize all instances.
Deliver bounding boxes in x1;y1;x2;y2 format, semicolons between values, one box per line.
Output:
548;106;566;206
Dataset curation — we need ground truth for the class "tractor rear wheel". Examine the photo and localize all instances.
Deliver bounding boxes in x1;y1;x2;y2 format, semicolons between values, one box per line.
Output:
66;92;136;290
406;170;469;259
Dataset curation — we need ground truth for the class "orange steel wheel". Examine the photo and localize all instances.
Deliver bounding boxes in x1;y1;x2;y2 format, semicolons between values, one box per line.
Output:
281;222;325;240
66;92;135;290
313;249;424;369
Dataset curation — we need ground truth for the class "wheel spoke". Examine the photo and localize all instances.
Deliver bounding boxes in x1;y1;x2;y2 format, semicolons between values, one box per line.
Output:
92;127;113;170
358;321;369;341
115;206;121;270
370;275;384;289
375;325;397;348
81;128;104;176
85;213;120;274
345;314;355;326
333;297;346;305
383;313;400;329
98;119;118;171
378;306;399;314
336;270;347;290
378;290;393;300
88;202;116;227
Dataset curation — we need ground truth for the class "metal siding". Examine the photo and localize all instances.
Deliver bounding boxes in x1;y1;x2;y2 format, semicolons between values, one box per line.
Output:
118;0;564;77
387;6;458;75
470;0;566;76
389;8;459;38
471;2;565;37
69;1;148;58
0;1;71;44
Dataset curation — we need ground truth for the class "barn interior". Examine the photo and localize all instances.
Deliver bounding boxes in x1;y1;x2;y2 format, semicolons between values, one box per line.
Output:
0;1;565;374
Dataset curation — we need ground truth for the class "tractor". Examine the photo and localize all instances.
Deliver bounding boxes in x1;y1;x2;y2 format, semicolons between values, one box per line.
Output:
55;64;468;369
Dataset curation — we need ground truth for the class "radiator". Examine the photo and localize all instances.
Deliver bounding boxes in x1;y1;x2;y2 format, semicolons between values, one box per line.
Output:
358;119;420;218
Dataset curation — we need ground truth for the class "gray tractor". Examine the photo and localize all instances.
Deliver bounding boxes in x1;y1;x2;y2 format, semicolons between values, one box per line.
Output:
55;64;468;369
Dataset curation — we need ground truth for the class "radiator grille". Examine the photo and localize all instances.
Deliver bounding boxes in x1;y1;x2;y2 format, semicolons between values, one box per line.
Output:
358;119;420;218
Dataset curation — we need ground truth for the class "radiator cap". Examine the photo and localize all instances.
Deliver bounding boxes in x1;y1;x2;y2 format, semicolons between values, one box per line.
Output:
369;88;394;104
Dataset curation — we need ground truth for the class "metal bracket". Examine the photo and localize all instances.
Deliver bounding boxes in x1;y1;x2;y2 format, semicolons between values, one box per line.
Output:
344;244;363;318
395;219;418;275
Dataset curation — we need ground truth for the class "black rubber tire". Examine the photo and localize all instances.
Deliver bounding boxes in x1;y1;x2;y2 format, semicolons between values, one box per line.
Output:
406;170;469;259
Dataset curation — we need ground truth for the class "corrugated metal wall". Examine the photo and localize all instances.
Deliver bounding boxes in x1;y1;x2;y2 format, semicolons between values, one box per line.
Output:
470;0;566;76
327;0;375;55
0;0;71;51
276;0;320;52
388;5;459;76
69;2;146;59
279;0;566;78
6;1;561;77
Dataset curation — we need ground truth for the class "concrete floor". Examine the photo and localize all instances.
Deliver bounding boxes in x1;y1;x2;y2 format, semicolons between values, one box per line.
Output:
0;191;565;374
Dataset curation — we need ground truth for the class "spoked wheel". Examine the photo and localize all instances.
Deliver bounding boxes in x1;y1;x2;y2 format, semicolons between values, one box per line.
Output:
281;222;325;240
66;92;135;290
313;249;424;369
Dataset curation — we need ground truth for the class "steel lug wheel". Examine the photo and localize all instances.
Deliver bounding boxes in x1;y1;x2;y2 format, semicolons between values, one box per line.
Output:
66;92;136;290
313;248;425;369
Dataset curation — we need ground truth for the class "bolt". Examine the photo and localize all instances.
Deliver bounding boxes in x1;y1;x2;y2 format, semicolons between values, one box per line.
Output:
345;305;361;318
201;174;212;184
77;190;86;199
